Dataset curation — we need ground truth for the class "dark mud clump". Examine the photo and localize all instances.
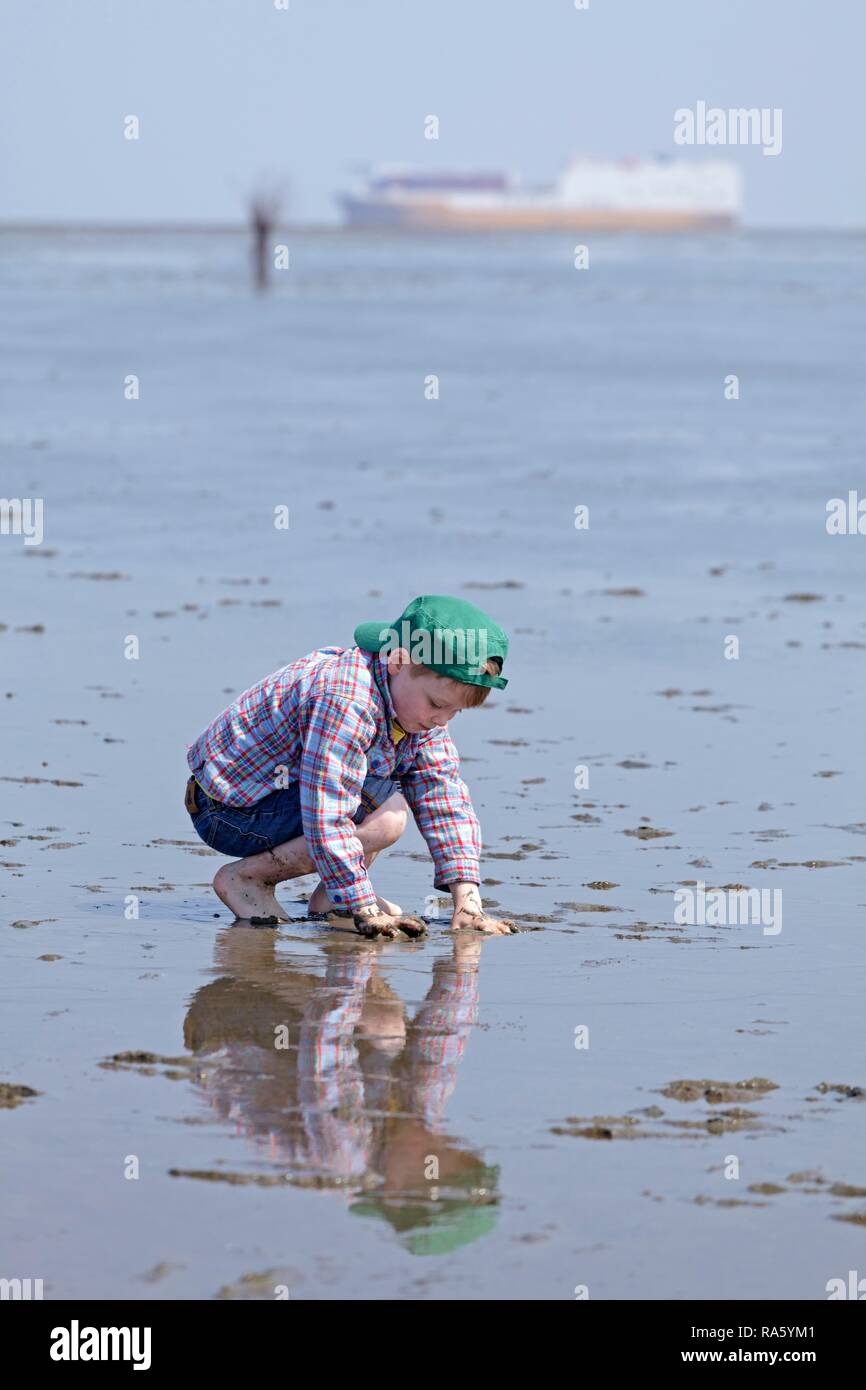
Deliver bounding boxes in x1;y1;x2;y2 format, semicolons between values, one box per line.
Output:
0;1082;40;1109
137;1262;186;1284
100;1051;192;1079
552;1103;769;1142
751;857;846;869
69;571;129;581
787;1170;826;1189
216;1269;301;1300
1;775;83;787
557;901;621;913
815;1082;864;1099
661;1077;779;1104
462;580;525;590
551;1115;642;1141
169;1168;350;1190
665;1107;766;1136
693;1195;769;1209
170;1169;279;1186
108;1051;188;1064
624;826;673;840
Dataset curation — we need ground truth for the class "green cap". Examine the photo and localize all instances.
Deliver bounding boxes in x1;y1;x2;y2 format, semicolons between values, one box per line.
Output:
349;1164;502;1255
354;594;508;690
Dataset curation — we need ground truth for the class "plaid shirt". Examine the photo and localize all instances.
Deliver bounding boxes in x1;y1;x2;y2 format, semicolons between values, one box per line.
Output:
187;645;481;913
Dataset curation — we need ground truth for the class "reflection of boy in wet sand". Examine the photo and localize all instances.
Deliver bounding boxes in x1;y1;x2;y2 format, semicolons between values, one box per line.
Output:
184;931;499;1243
185;596;518;937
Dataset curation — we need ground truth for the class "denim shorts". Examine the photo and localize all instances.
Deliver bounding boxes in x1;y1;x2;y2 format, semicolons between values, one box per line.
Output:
186;772;399;860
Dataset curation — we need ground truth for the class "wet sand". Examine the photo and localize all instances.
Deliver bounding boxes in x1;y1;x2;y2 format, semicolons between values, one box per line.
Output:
1;229;865;1298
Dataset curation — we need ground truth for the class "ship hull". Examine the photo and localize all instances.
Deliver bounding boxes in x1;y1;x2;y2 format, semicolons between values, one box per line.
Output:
339;197;736;232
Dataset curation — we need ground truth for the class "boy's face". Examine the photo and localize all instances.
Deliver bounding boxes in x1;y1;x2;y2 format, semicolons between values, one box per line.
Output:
386;651;474;734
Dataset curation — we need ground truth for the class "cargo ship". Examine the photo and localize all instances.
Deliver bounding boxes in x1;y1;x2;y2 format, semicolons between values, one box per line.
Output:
338;157;742;232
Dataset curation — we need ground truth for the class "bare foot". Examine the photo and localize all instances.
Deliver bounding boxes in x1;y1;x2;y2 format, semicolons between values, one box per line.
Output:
306;883;402;917
214;863;289;922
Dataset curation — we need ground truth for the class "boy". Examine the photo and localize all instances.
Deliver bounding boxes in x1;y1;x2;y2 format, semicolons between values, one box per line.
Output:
184;595;518;938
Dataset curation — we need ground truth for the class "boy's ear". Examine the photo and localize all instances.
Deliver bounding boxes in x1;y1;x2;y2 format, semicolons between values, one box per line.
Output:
387;647;412;674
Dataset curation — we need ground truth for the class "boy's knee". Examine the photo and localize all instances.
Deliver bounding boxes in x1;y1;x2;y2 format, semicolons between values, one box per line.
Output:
377;793;409;846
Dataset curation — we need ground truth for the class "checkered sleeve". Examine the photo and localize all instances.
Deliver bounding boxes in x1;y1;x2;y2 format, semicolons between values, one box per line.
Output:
400;727;481;890
296;688;380;914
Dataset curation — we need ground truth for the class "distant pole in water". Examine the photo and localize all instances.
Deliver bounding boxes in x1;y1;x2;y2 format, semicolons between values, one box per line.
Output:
249;193;282;292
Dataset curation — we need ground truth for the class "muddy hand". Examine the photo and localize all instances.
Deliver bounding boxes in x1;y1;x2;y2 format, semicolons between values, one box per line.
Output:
451;906;519;935
353;910;427;940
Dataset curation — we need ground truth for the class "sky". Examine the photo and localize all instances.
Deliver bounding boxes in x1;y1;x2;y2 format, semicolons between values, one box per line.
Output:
1;0;862;229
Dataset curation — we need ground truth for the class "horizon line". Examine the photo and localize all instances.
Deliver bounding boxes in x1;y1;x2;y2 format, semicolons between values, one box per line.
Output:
0;220;862;236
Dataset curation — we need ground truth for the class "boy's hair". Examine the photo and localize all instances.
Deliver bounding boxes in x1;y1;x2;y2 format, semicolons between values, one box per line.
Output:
408;656;503;708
